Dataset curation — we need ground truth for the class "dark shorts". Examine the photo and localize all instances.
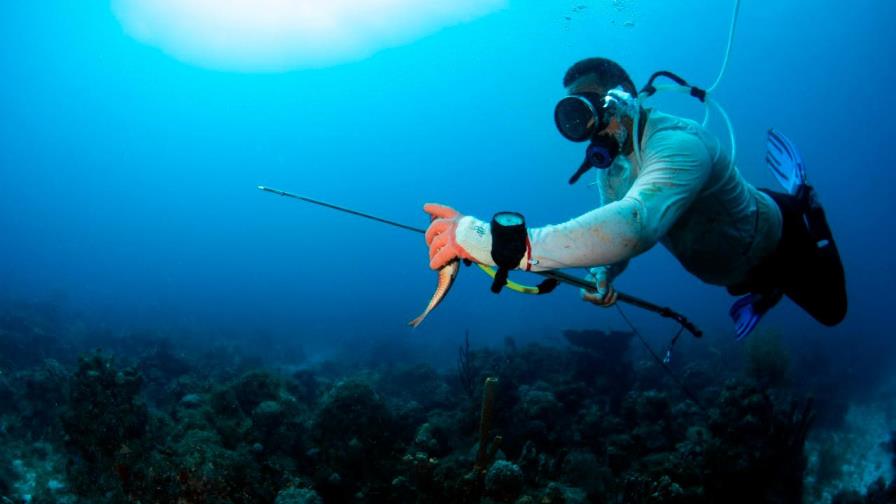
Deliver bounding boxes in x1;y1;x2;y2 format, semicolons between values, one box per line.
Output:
727;188;847;326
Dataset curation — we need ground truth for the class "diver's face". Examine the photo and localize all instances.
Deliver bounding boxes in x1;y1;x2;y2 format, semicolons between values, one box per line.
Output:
602;115;626;139
566;81;627;141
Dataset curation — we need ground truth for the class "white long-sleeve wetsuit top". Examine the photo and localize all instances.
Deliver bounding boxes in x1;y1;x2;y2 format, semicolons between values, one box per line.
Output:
457;111;784;287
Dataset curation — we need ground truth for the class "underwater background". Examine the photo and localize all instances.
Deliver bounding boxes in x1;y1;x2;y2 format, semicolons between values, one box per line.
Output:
1;0;895;502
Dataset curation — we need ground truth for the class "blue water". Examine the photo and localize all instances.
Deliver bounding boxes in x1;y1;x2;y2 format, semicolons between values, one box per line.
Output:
1;0;894;368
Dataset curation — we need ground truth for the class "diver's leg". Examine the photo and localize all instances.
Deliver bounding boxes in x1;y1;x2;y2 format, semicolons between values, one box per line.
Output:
780;186;847;326
759;131;847;326
763;186;847;326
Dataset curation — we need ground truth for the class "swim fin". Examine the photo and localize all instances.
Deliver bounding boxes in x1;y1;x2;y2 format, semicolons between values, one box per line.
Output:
729;290;783;340
767;129;835;251
766;129;807;195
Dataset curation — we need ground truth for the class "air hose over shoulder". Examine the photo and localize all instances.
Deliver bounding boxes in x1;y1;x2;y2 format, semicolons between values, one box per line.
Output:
630;0;741;171
634;73;738;170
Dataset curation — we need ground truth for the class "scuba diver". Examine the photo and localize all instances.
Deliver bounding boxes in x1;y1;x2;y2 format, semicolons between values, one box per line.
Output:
423;57;847;339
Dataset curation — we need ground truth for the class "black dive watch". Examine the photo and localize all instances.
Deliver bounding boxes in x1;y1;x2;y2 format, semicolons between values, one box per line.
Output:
489;212;528;293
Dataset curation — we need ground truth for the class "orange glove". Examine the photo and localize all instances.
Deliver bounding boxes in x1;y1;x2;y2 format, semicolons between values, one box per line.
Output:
423;203;477;270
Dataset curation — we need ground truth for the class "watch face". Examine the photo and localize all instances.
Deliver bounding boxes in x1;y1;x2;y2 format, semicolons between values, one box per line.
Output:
494;212;525;227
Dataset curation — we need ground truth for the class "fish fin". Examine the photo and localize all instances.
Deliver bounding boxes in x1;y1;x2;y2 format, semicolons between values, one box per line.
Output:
408;316;425;329
766;129;807;195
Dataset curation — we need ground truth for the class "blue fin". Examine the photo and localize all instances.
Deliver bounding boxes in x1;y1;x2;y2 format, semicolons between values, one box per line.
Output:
730;294;763;341
729;291;783;340
766;129;807;195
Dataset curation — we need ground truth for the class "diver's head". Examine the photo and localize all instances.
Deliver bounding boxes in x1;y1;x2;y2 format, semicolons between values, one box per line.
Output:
562;57;637;98
555;58;639;175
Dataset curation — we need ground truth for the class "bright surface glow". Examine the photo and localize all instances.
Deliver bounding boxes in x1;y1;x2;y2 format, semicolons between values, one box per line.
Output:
112;0;506;72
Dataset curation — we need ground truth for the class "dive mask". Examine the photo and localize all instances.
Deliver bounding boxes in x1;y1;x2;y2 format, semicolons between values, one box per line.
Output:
555;86;638;182
554;92;606;142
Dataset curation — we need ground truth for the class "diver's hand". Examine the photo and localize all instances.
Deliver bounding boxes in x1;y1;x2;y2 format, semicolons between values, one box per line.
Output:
580;266;618;307
424;203;497;270
424;203;474;270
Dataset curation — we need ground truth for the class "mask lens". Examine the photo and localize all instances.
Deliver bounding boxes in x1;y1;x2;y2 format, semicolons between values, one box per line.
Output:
554;96;598;142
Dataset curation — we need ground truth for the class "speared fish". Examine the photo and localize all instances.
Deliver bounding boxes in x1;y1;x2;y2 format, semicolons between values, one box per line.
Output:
408;259;460;328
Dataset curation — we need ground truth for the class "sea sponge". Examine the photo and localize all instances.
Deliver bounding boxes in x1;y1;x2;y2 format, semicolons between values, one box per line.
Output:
312;378;398;489
252;400;286;432
484;460;524;501
475;377;500;471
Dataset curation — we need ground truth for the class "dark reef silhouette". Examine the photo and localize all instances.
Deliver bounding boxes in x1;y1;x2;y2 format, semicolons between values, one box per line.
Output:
0;301;893;503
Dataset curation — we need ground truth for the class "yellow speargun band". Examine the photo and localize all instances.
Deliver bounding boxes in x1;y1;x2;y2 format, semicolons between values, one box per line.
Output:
475;264;556;295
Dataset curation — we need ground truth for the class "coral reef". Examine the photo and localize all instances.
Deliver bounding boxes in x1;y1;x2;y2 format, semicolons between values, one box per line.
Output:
702;382;815;502
826;429;896;503
311;378;403;501
484;460;524;501
1;305;891;503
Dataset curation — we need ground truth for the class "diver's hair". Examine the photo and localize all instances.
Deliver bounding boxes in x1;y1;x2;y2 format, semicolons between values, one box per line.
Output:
563;58;637;95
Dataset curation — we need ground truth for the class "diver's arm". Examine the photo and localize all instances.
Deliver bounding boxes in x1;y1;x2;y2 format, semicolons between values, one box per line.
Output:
432;129;711;271
593;165;631;278
524;198;650;270
520;150;647;271
523;129;712;272
447;199;647;270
